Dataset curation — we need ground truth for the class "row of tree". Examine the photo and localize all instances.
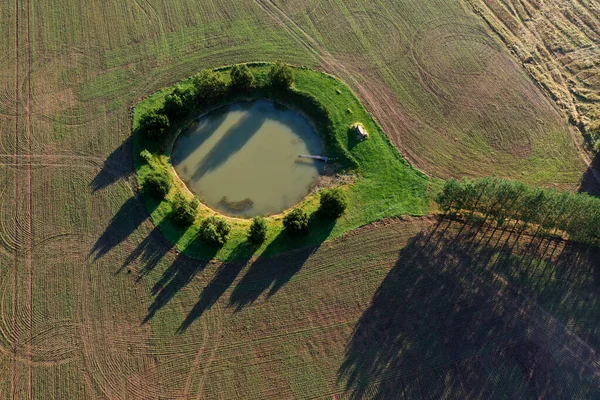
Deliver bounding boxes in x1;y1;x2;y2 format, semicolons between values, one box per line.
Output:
436;177;600;244
142;169;348;247
138;62;295;143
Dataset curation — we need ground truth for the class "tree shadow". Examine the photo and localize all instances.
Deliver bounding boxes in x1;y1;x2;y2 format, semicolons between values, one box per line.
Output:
190;103;266;180
170;107;230;164
116;216;184;280
90;136;133;192
143;243;217;324
579;152;600;196
176;242;255;333
228;216;336;311
89;196;153;261
338;217;600;399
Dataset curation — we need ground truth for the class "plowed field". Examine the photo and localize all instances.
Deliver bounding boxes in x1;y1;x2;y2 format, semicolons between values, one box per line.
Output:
0;0;598;398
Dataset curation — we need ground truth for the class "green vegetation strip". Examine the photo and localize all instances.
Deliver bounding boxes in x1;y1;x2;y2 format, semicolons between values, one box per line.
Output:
133;63;432;260
437;176;600;244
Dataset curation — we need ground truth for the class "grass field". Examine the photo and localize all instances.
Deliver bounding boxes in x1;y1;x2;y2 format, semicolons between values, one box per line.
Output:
0;0;598;397
466;0;600;141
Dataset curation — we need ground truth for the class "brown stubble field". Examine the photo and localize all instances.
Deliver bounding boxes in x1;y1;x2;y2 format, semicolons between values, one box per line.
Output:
0;0;599;398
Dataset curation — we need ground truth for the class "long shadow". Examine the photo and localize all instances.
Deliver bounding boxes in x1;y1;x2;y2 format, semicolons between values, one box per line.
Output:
190;106;266;180
579;152;600;196
228;216;336;311
338;218;600;399
170;107;230;164
89;196;152;260
176;242;255;333
143;245;217;324
116;217;181;280
90;136;133;192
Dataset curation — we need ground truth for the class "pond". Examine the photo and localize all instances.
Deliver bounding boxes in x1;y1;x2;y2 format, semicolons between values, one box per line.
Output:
172;100;324;217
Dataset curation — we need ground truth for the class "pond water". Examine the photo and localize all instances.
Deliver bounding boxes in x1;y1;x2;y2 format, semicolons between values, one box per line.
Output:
172;100;324;217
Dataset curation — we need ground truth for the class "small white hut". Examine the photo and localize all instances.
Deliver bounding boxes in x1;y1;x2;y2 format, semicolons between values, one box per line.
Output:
352;122;369;140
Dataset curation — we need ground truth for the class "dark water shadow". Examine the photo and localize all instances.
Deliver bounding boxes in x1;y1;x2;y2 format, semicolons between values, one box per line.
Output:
89;195;154;261
338;217;600;399
228;216;336;311
189;110;266;180
171;107;230;164
184;100;323;182
90;136;133;192
177;242;255;333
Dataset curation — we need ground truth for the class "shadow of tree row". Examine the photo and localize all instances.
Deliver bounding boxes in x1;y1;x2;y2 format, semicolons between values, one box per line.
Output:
338;217;600;399
91;187;336;333
176;225;332;332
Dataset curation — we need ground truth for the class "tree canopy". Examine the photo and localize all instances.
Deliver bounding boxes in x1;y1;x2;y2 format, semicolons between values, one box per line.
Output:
139;111;170;140
436;177;600;244
230;64;255;90
269;61;294;88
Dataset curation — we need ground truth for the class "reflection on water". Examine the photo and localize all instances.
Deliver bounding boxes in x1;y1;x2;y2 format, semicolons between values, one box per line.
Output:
172;100;323;217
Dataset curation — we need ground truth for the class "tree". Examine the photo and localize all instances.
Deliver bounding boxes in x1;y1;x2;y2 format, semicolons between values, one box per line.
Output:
436;178;463;213
163;92;184;121
269;61;294;88
193;69;227;101
230;64;255;90
248;216;268;244
199;216;231;246
143;170;171;199
173;86;196;108
283;208;309;236
170;192;199;227
319;188;348;218
139;111;170;141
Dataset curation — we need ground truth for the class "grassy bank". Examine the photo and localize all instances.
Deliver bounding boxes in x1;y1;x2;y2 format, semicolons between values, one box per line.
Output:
133;64;433;260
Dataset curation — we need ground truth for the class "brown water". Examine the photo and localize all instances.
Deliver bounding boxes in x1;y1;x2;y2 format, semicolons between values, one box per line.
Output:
172;100;324;217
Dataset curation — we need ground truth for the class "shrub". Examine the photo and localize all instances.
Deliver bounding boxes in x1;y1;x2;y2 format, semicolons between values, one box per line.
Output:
170;192;199;227
139;110;170;141
230;64;255;90
269;61;294;88
143;170;171;199
173;86;196;108
163;92;184;121
283;208;309;236
199;216;231;246
140;149;153;163
193;69;227;101
248;217;268;244
319;188;348;218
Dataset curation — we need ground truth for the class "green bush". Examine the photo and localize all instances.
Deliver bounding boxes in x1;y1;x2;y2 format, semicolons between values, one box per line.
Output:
173;86;196;108
170;192;199;227
139;111;170;141
283;208;309;236
143;170;171;199
163;86;197;122
319;188;348;218
248;217;268;244
230;64;255;90
140;149;153;163
193;69;227;102
199;216;231;246
269;61;294;89
163;92;184;121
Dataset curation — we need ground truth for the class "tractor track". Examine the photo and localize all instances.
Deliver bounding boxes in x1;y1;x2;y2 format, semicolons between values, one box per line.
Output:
11;0;20;396
11;0;34;397
25;0;33;395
